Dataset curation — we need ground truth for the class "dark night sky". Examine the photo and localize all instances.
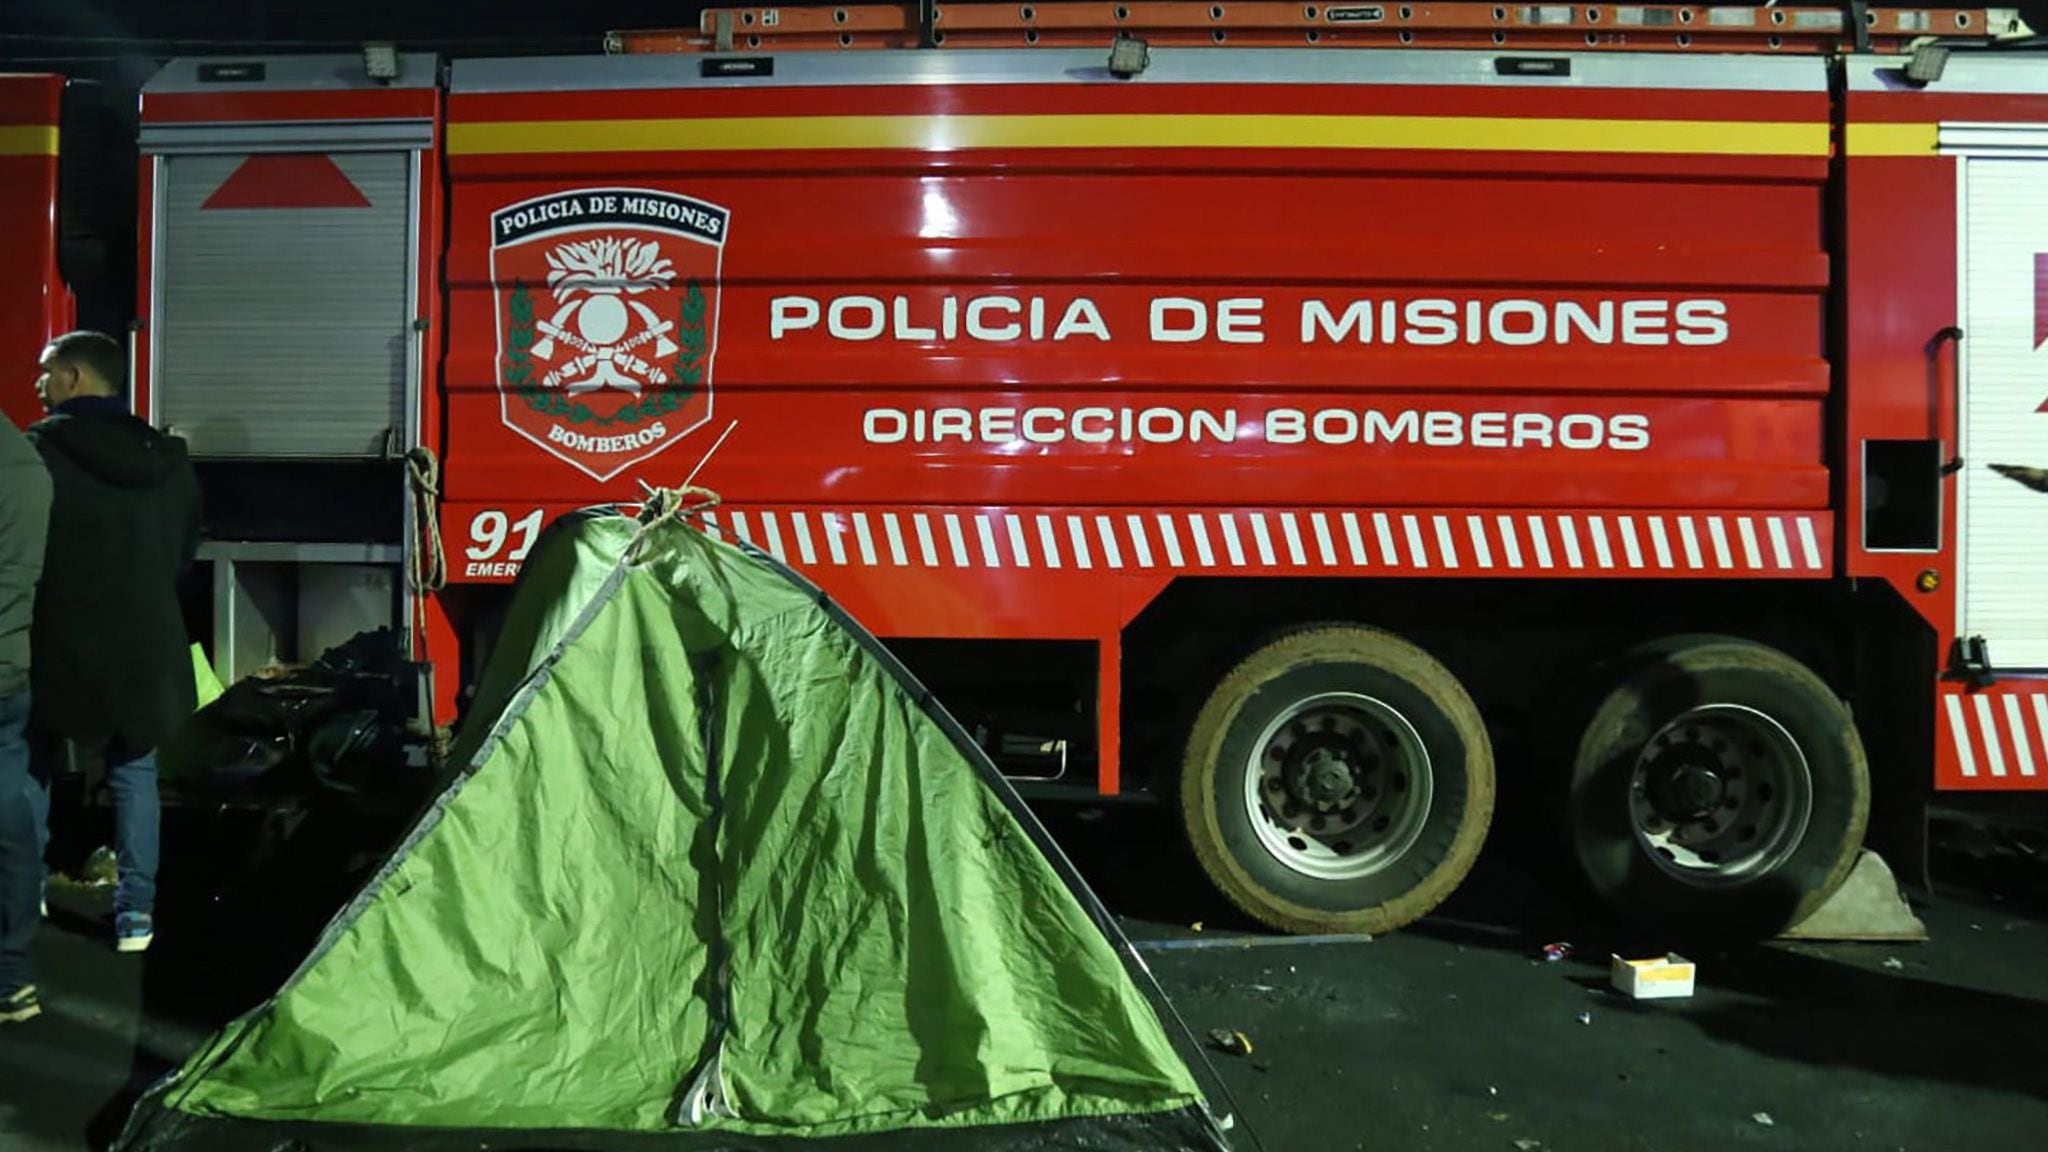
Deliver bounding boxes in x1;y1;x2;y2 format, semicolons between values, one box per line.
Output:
0;1;714;75
5;1;2043;67
2;1;2043;98
2;0;708;47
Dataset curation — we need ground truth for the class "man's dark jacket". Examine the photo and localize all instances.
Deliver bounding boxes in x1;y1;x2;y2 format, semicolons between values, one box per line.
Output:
28;398;203;758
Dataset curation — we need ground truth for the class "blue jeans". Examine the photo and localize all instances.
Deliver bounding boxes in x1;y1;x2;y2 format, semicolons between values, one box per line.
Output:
0;692;37;992
26;740;159;920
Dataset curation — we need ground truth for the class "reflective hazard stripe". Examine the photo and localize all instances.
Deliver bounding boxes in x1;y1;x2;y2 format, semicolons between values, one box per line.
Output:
694;508;1833;576
1941;687;2048;787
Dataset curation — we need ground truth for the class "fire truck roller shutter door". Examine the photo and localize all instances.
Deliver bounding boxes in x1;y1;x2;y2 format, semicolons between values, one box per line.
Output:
1180;626;1494;935
1556;635;1869;942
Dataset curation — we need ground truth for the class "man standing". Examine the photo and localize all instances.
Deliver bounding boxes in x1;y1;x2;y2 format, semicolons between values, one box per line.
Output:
28;332;202;955
1;403;52;1021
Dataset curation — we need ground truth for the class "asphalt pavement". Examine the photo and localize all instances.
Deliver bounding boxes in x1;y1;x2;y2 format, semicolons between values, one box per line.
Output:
2;793;2044;1152
1076;805;2048;1152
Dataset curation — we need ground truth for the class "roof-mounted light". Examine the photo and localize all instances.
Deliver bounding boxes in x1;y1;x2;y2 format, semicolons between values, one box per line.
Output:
1107;35;1150;80
363;42;400;83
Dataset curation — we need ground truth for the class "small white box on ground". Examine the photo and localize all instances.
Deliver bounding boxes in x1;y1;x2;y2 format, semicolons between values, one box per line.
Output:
1610;953;1696;999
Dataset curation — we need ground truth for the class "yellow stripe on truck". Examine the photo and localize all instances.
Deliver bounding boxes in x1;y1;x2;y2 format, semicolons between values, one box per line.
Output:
448;113;1830;158
1844;122;1939;157
0;126;59;157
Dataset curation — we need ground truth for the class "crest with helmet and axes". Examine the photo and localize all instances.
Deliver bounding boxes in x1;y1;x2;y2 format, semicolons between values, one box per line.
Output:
492;187;728;482
535;237;682;396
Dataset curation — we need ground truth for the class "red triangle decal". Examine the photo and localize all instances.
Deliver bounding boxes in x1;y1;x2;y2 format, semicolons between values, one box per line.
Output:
2037;251;2048;351
2038;253;2048;412
202;154;371;211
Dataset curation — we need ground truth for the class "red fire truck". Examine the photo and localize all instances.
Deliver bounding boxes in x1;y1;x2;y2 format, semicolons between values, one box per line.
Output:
0;71;129;429
7;4;2047;941
1;74;72;432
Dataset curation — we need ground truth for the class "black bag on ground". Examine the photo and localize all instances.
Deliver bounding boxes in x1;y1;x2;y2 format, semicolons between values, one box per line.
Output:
166;629;409;799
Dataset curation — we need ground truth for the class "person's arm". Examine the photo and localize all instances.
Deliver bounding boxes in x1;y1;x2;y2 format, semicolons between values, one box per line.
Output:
0;420;52;579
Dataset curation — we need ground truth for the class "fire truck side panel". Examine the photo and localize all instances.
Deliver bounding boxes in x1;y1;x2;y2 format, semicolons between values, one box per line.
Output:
133;57;445;696
438;49;1836;654
0;75;72;431
1843;56;2048;792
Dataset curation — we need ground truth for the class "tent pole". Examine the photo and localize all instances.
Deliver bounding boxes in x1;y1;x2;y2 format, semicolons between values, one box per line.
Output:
675;649;733;1126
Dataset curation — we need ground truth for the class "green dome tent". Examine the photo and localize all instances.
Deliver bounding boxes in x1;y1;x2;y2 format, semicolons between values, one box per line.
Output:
114;494;1240;1152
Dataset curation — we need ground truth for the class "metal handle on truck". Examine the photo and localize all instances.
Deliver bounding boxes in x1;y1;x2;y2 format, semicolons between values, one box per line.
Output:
1936;325;1965;476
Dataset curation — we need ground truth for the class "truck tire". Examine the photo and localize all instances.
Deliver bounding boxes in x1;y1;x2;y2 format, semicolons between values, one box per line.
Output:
1180;626;1494;935
1562;635;1869;941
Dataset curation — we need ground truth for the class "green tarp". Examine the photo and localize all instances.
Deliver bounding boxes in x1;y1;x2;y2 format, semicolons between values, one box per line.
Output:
115;501;1235;1151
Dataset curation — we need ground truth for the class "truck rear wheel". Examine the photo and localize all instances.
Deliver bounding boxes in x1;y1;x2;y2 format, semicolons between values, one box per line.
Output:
1180;626;1494;935
1562;636;1869;940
